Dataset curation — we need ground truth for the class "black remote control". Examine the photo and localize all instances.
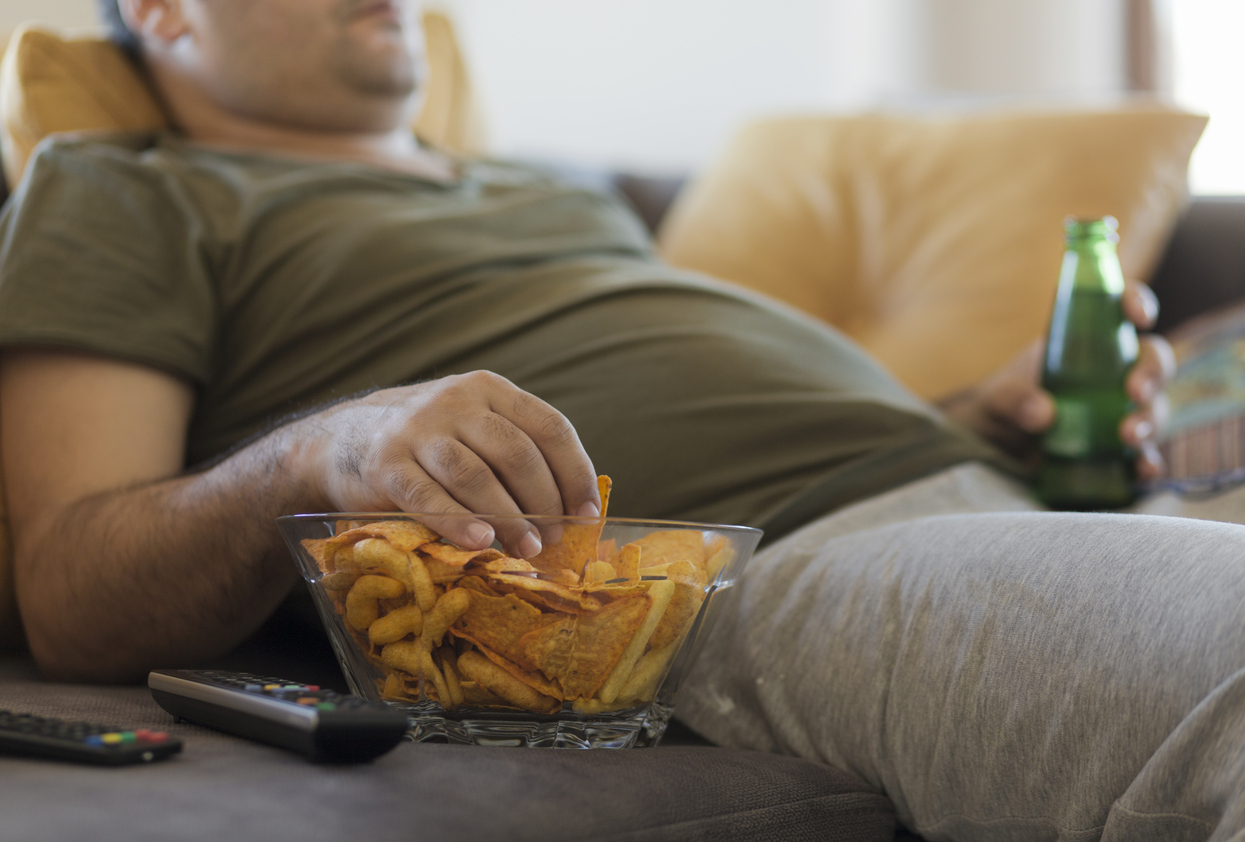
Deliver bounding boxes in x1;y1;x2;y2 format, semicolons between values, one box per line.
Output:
0;710;182;765
148;669;409;763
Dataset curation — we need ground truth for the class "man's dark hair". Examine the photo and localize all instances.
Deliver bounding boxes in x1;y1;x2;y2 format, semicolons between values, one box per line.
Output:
96;0;143;59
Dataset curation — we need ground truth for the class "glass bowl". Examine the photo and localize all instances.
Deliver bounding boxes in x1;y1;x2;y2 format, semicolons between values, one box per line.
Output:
277;512;761;749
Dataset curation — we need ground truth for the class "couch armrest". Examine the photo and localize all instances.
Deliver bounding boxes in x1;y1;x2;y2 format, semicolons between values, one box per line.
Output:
1148;196;1245;334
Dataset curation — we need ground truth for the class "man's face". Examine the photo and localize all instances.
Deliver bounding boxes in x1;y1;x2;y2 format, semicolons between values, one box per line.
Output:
173;0;424;131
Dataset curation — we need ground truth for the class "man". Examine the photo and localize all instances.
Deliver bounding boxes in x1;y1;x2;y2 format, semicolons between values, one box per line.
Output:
0;1;1240;839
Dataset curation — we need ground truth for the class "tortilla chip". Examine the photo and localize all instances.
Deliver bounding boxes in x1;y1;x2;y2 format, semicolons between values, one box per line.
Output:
613;543;641;582
301;538;333;574
453;588;550;665
488;573;603;613
476;644;564;699
471;555;538;576
420;541;485;567
527;475;612;580
583;560;615;585
328;519;441;554
562;593;651;700
597;538;617;563
517;615;576;680
630;530;707;581
422;556;471;585
457;651;561;714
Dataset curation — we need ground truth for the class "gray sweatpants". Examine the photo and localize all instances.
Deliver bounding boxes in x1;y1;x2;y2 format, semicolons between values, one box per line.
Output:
678;463;1245;841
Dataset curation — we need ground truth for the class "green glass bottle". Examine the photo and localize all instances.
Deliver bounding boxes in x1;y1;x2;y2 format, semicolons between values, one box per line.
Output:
1037;216;1139;510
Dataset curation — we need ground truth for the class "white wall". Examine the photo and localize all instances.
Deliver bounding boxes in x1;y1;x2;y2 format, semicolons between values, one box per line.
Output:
440;0;1130;171
1;0;97;32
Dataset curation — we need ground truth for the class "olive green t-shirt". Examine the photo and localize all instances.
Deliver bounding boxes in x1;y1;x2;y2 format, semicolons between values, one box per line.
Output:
0;134;1001;540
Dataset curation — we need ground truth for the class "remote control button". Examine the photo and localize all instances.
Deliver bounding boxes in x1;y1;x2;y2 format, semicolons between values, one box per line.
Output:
101;733;123;745
315;702;337;712
84;735;104;747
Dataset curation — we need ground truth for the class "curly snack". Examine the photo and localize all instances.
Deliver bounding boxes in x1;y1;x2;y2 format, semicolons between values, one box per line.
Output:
300;476;722;715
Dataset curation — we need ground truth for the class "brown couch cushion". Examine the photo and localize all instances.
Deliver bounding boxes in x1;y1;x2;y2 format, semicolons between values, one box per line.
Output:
0;655;897;842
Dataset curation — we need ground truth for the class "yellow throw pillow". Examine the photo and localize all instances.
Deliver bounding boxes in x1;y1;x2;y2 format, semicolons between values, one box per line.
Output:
0;11;485;189
659;108;1207;401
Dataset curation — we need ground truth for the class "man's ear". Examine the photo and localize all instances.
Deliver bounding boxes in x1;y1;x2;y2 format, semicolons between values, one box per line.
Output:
119;0;191;45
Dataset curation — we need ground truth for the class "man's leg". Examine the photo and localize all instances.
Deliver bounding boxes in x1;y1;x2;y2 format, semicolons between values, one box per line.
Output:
677;464;1245;841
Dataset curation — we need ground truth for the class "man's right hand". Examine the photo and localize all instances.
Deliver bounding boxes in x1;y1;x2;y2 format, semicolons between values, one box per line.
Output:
294;371;602;558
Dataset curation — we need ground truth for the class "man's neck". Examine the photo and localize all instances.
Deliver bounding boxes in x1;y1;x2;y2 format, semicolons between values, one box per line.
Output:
147;61;457;182
182;113;458;182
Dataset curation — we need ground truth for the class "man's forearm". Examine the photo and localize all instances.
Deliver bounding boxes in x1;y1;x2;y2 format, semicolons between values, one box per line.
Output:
17;427;320;683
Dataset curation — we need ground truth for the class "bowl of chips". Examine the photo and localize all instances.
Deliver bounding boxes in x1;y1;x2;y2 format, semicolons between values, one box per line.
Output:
277;480;761;749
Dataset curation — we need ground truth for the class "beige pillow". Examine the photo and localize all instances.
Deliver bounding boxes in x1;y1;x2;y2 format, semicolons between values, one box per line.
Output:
659;108;1207;401
0;11;486;189
0;13;485;649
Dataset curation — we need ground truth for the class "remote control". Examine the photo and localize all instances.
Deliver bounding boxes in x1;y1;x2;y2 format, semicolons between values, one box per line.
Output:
0;710;182;766
148;669;409;763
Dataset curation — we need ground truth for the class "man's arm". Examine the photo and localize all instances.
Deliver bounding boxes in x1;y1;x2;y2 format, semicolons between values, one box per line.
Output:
1;351;600;682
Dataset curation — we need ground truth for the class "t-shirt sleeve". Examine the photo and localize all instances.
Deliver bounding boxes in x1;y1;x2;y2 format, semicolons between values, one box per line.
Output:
0;136;218;385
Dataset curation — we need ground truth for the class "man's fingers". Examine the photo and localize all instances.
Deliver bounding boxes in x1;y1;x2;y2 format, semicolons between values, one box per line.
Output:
377;460;500;552
1120;393;1169;447
495;388;599;518
1122;279;1159;331
1127;335;1177;404
463;412;563;518
1136;441;1165;482
406;438;542;557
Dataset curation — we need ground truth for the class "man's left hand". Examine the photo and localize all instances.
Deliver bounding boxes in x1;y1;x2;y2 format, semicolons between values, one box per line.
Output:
938;279;1176;480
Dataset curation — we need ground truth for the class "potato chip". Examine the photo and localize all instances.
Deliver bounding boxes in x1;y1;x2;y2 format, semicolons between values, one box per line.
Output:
527;475;612;579
598;581;674;704
619;637;682;703
345;574;406;631
596;539;617;563
436;648;466;709
647;576;704;652
458;651;560;714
